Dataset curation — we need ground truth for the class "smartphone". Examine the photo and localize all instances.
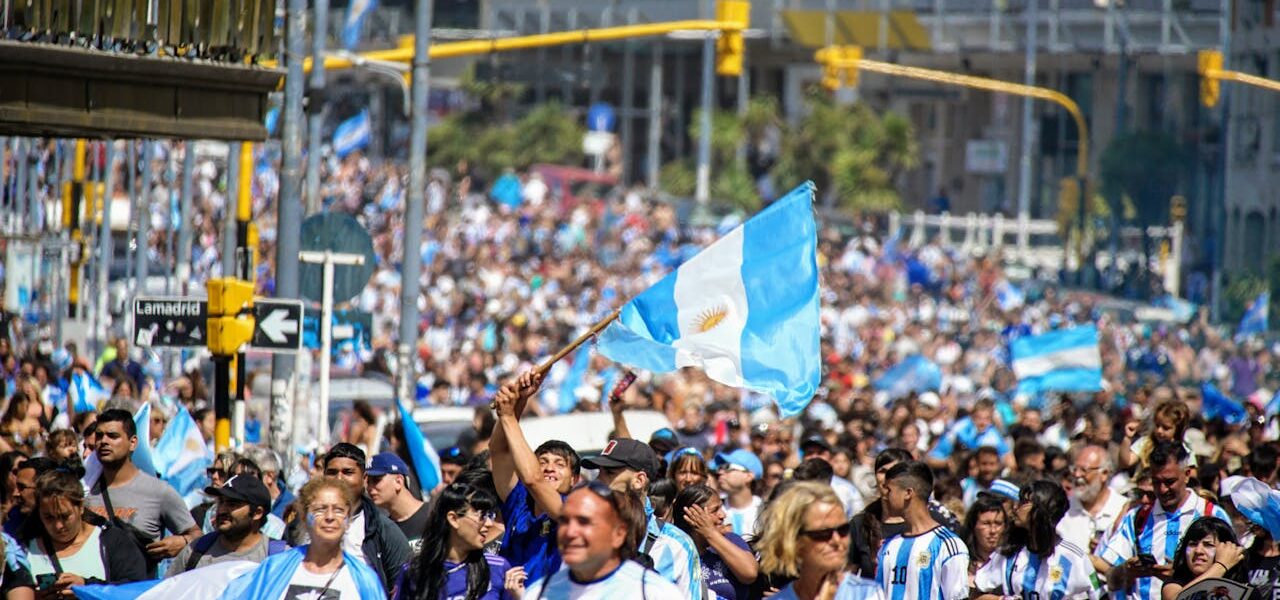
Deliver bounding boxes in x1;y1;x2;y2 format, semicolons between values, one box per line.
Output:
610;371;637;401
1136;553;1158;566
36;573;57;590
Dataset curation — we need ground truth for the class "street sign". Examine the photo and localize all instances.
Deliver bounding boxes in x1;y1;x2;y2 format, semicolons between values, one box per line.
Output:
251;299;304;352
298;213;376;303
133;297;208;347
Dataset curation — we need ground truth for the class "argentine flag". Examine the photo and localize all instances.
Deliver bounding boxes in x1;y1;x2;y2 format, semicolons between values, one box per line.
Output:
333;110;372;158
83;403;159;489
342;0;379;50
70;370;109;413
1221;476;1280;539
874;355;942;400
597;182;821;418
397;398;442;493
1010;325;1103;396
153;404;214;505
1237;291;1269;341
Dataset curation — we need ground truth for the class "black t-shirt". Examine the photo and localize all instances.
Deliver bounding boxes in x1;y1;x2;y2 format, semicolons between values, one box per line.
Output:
394;501;432;557
1247;553;1280;600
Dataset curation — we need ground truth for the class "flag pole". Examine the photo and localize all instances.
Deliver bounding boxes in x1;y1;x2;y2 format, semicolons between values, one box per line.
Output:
535;310;621;377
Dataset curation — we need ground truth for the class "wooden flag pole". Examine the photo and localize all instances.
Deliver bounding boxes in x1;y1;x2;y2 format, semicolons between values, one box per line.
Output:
534;309;621;377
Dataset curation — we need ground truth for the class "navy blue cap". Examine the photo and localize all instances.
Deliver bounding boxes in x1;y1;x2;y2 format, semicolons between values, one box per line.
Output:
367;452;411;477
440;446;469;465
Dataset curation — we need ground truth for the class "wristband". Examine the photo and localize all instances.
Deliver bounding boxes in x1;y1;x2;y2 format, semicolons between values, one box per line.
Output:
1214;561;1229;571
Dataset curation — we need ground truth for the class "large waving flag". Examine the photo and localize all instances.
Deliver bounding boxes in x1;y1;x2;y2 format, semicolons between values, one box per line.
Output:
1237;291;1270;341
597;182;821;418
874;355;942;400
1010;325;1103;396
74;559;259;600
153;404;213;505
332;110;372;158
558;345;593;414
397;398;442;493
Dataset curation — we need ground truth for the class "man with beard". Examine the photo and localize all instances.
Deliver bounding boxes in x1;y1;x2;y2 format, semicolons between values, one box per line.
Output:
1057;445;1129;565
166;475;287;576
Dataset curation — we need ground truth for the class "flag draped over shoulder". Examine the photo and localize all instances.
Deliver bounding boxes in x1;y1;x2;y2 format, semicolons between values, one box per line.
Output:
1010;325;1103;396
73;560;259;600
597;182;822;418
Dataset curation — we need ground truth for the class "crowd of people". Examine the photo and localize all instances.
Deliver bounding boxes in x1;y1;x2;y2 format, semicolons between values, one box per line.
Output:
0;141;1279;600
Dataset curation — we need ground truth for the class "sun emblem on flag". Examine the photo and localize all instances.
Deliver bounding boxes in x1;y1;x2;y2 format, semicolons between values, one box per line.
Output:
1049;566;1064;583
694;305;729;333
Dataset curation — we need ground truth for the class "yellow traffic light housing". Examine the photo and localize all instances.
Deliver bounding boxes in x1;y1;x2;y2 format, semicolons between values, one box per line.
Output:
814;46;862;91
1200;49;1223;107
208;316;255;356
207;278;254;317
715;0;750;77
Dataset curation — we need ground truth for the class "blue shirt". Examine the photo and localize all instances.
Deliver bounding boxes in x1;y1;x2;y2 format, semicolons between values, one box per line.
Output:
272;487;296;520
499;481;561;585
928;417;1010;460
773;574;885;600
442;554;515;600
702;532;752;600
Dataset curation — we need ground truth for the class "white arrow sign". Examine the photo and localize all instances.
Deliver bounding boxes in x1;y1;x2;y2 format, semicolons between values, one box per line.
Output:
259;309;298;343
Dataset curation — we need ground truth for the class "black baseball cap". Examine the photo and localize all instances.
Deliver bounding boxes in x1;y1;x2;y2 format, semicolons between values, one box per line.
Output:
205;474;271;510
583;438;661;479
801;435;833;453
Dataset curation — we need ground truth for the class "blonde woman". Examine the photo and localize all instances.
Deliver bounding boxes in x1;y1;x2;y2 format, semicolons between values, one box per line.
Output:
222;477;384;599
757;482;883;600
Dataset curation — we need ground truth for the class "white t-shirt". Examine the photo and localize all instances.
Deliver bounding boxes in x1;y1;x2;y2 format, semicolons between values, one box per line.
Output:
278;563;362;600
27;527;107;581
342;511;367;564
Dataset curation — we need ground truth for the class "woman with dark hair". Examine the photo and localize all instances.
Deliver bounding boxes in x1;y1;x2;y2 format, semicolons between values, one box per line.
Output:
667;448;708;493
974;480;1103;600
1161;517;1247;600
963;494;1008;586
671;484;757;600
404;482;517;600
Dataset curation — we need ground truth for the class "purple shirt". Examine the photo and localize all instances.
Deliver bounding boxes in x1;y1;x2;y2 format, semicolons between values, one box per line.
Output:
443;554;514;600
701;532;753;600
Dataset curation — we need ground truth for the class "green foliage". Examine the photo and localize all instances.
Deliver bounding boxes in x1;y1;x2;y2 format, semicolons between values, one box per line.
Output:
1223;274;1270;325
771;91;918;213
428;101;583;174
1100;131;1189;226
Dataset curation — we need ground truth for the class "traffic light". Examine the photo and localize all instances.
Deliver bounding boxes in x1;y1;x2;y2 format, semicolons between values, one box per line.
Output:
715;0;750;77
206;278;255;356
1199;49;1223;108
814;46;862;91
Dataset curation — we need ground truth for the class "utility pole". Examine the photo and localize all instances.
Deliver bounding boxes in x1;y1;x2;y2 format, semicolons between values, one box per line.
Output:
695;0;716;207
399;0;434;406
273;0;307;446
305;0;330;215
1016;0;1039;253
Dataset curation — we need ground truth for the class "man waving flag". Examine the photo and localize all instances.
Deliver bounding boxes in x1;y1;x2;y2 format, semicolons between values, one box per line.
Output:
597;182;821;418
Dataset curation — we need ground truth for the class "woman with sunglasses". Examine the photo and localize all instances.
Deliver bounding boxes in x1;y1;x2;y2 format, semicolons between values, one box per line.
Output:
758;482;882;600
974;480;1104;600
404;482;517;600
221;477;384;599
672;484;757;600
524;480;682;599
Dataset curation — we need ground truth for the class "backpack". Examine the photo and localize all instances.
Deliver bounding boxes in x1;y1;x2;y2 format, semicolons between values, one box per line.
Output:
183;531;289;572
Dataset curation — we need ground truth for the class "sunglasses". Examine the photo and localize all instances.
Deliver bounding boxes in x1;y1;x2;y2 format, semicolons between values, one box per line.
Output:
800;525;851;542
207;468;227;479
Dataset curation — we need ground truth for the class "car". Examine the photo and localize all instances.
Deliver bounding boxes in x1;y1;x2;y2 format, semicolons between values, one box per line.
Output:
518;410;673;457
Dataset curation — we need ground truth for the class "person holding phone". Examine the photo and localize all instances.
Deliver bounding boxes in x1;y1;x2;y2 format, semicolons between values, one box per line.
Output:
23;469;147;599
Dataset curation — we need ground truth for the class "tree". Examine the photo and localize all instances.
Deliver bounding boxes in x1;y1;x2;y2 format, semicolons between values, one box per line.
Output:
1099;131;1188;226
771;91;918;213
428;99;583;175
660;106;761;211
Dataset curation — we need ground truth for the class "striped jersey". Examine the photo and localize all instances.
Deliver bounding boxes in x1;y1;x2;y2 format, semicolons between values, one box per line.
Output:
525;560;684;600
643;500;703;599
773;574;886;600
1095;492;1228;600
975;541;1105;600
723;495;762;540
875;525;969;600
927;417;1010;460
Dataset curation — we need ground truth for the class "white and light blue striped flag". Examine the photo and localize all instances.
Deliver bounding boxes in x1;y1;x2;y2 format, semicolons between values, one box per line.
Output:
70;370;109;413
332;110;371;158
342;0;379;50
1221;476;1280;539
995;279;1025;311
1237;291;1270;341
1010;324;1103;396
153;404;213;505
873;355;942;400
74;559;259;600
597;182;821;418
397;398;442;493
